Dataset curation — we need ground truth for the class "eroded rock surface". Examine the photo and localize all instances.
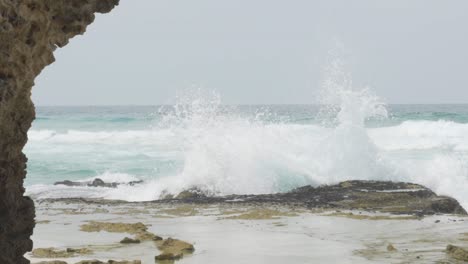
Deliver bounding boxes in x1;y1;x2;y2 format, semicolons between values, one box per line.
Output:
0;1;119;263
34;260;141;264
31;247;92;258
120;237;140;244
75;261;140;264
446;244;468;261
80;221;162;242
155;238;195;262
167;180;466;216
54;178;144;188
33;261;68;264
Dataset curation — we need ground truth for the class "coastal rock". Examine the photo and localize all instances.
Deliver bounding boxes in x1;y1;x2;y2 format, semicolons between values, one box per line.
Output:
387;244;397;252
33;261;68;264
80;221;161;242
54;178;143;188
88;178;117;188
135;231;162;241
76;261;141;264
31;247;92;258
446;244;468;261
107;261;141;264
155;253;182;262
54;180;86;187
166;180;466;216
223;208;298;220
175;188;207;200
0;1;119;263
80;221;147;233
120;237;140;244
156;238;195;259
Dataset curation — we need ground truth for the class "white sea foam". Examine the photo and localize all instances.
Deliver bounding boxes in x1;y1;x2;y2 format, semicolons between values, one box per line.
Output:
370;120;468;151
27;121;468;151
25;56;468;209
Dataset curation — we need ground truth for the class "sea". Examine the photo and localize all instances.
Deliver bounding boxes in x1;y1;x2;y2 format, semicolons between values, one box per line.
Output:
24;87;468;210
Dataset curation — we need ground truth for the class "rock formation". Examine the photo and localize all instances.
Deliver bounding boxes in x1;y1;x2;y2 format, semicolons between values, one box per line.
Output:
168;180;467;215
54;178;144;188
446;244;468;261
0;1;119;263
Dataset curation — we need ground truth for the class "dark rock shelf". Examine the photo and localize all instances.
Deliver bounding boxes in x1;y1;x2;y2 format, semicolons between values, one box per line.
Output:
41;180;467;216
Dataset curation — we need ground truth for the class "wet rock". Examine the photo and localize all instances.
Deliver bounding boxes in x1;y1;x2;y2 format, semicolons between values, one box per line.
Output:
75;261;140;264
159;205;199;217
36;220;51;224
155;253;182;262
223;208;297;220
54;178;143;188
430;197;466;215
54;180;87;187
159;190;174;200
446;244;468;261
88;178;117;188
163;180;466;216
80;221;161;241
31;247;92;258
135;232;162;241
33;261;68;264
156;237;195;257
128;180;144;186
175;188;207;200
387;244;397;252
107;261;141;264
80;221;147;233
120;237;140;244
154;237;195;262
326;212;418;220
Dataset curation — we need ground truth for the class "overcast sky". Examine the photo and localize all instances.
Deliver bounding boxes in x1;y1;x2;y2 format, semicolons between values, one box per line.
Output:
33;0;468;105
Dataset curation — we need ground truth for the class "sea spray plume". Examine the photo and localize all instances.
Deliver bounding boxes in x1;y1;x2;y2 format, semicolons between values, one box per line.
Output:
151;87;320;197
315;49;395;184
319;48;388;126
154;88;281;196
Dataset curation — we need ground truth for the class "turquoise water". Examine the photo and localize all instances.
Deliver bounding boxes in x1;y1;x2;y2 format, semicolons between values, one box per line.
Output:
25;103;468;209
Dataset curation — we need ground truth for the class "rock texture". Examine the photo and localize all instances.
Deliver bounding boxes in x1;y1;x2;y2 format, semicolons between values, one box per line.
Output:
167;180;466;216
54;178;144;188
80;221;162;242
31;247;92;258
446;244;468;261
155;238;195;262
0;1;119;263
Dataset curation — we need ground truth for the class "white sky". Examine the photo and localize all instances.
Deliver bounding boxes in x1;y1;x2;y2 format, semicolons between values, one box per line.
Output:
33;0;468;105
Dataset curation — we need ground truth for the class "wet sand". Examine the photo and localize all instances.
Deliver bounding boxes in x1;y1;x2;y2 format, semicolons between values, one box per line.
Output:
28;199;468;264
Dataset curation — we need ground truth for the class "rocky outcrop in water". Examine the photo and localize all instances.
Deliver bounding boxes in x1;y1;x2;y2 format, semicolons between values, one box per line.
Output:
168;180;467;216
75;261;141;264
32;247;92;258
446;244;468;261
54;178;143;188
80;221;163;242
155;238;195;262
0;1;119;263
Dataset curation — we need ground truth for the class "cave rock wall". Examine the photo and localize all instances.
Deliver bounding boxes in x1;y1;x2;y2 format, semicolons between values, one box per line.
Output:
0;1;119;263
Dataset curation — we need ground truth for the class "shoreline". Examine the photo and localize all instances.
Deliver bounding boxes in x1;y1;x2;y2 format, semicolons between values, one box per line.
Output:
36;180;467;216
30;198;468;264
28;180;468;263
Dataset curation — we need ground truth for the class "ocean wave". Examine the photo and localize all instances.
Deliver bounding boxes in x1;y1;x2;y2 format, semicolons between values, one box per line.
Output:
28;119;468;151
370;120;468;150
24;63;468;210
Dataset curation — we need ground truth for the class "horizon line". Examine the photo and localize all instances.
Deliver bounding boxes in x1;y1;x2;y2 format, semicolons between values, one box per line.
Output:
35;103;468;107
